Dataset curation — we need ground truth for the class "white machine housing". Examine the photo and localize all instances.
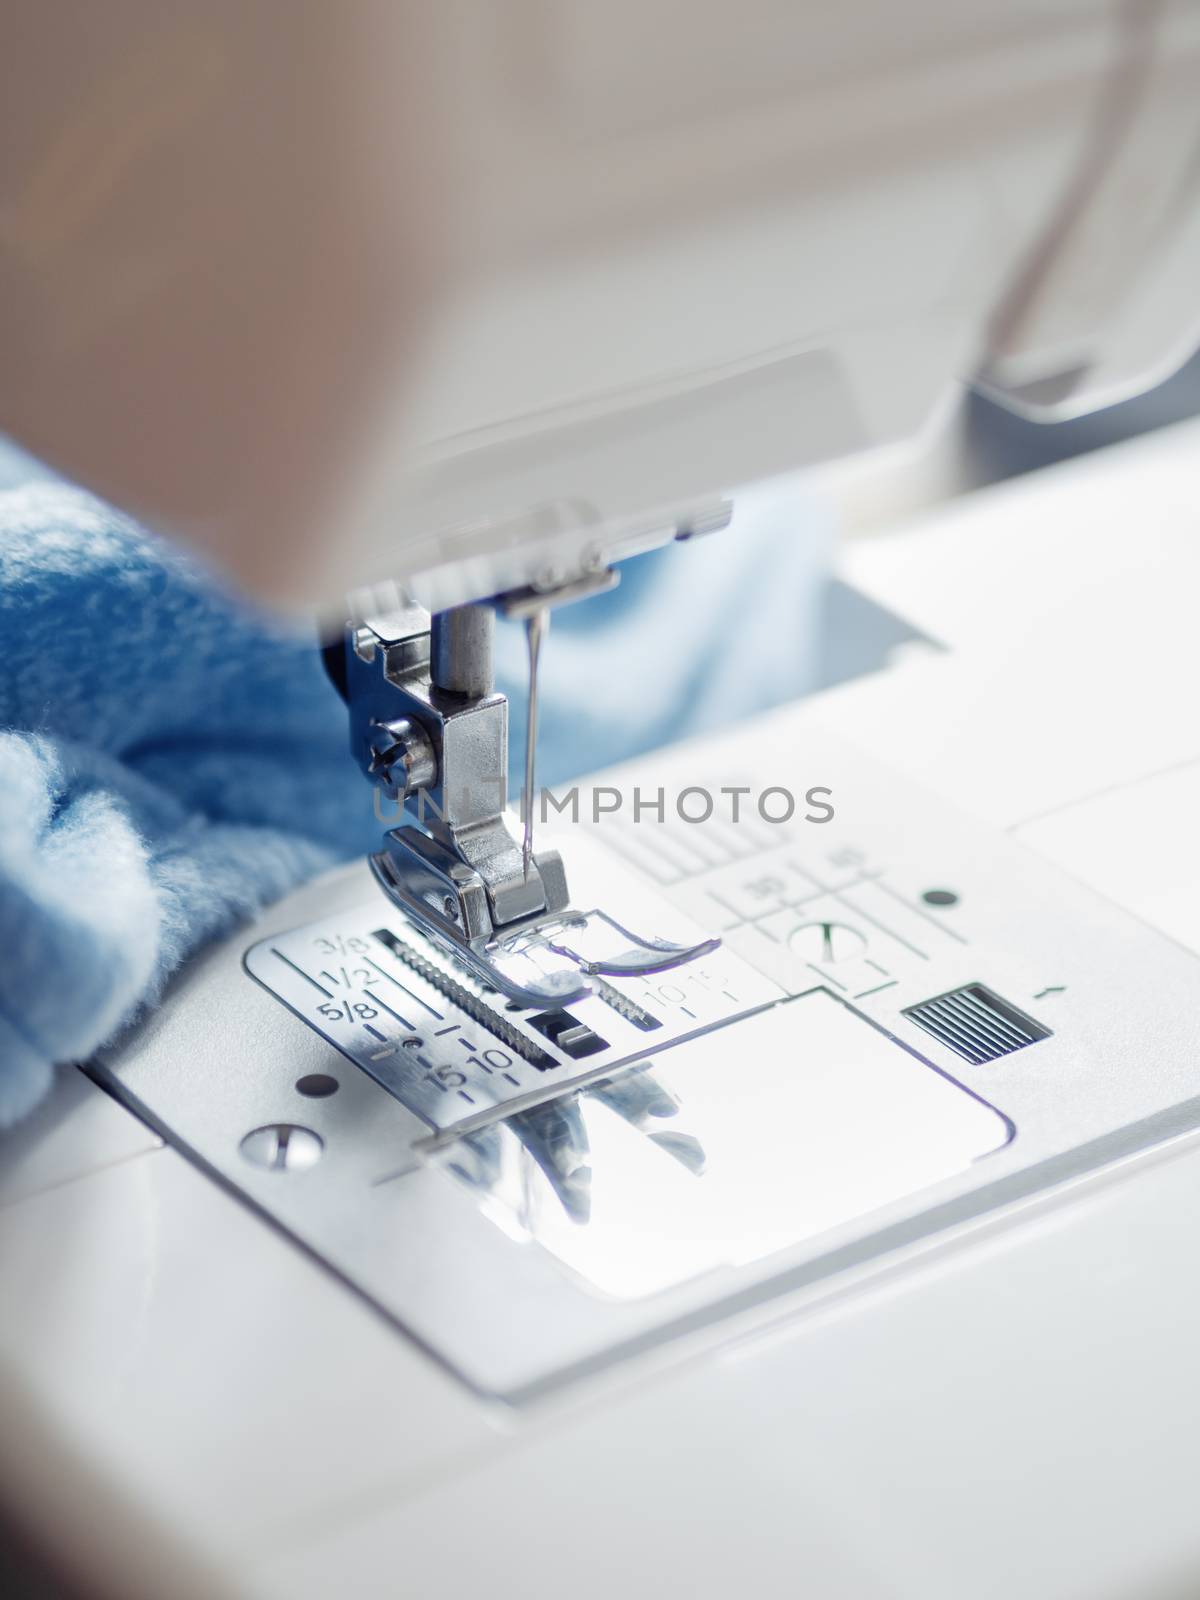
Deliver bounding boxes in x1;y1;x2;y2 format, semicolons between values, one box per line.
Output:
2;0;1199;611
5;8;1200;1597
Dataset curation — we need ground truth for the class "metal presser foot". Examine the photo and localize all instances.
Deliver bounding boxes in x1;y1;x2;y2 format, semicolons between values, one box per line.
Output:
331;578;718;1009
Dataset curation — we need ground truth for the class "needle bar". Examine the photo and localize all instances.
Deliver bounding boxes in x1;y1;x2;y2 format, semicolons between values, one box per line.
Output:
522;608;548;880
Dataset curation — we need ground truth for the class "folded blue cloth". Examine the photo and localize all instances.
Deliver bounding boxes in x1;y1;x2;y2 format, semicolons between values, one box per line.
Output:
0;445;829;1123
0;476;379;1123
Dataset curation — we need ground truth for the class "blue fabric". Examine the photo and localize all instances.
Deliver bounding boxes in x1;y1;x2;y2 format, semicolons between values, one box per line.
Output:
0;473;378;1123
0;440;830;1124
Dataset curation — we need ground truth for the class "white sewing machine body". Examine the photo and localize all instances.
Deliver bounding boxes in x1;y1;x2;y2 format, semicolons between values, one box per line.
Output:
5;421;1200;1599
3;1;1200;611
3;2;1200;1596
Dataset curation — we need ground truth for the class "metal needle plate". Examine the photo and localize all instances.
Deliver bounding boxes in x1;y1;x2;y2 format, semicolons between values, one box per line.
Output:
244;897;781;1137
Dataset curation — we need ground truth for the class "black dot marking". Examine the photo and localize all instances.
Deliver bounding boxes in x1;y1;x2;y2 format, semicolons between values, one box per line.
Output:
295;1073;339;1098
922;889;959;908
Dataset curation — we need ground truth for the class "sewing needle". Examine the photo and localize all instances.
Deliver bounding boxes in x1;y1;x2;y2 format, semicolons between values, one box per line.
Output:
522;607;548;880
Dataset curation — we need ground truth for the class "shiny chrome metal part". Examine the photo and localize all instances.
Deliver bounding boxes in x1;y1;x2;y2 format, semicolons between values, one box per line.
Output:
342;591;572;977
367;854;720;1009
243;885;779;1137
341;567;714;1007
520;605;548;883
368;848;586;1007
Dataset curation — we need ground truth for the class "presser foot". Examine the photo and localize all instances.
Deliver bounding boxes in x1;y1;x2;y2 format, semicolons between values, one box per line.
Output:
369;828;720;1010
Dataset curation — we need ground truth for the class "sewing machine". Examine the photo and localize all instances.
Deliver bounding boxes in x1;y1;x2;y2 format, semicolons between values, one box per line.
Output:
4;3;1200;1596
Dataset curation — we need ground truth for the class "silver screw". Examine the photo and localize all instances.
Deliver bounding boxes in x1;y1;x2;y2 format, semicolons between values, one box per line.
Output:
239;1124;323;1172
366;717;436;799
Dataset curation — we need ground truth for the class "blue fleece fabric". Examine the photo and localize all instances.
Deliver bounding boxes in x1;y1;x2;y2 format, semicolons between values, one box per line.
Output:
0;472;379;1124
